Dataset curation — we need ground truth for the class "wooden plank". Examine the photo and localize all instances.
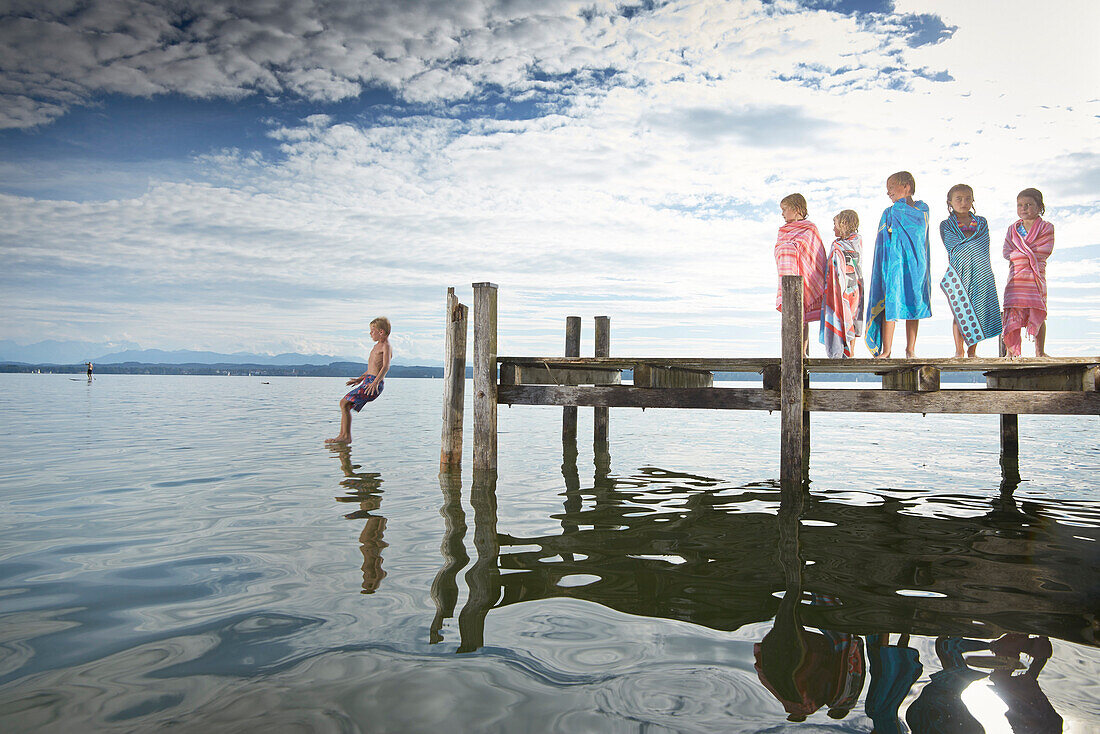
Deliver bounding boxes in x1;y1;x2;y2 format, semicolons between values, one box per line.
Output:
762;364;781;392
497;384;780;410
807;389;1100;415
472;282;498;473
882;366;941;391
563;316;580;443
499;356;1100;373
440;288;468;469
986;365;1099;391
780;275;804;488
594;316;610;445
633;364;713;388
499;364;621;386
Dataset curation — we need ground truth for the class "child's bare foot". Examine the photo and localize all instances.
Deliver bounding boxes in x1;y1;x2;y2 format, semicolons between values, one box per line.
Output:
905;350;915;358
326;436;351;444
953;351;965;358
1036;351;1051;358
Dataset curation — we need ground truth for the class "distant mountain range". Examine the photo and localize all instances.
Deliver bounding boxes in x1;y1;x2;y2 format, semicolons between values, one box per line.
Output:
0;340;366;366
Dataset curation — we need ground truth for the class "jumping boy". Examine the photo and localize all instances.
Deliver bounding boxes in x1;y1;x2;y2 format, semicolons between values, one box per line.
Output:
865;171;932;358
326;317;392;444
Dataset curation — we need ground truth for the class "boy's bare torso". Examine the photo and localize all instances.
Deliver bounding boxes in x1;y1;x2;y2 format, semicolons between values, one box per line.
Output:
367;340;389;377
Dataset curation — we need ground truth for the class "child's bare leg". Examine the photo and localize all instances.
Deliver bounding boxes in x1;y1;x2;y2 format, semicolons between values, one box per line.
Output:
802;323;809;357
326;398;354;443
877;320;895;358
951;321;966;358
1035;322;1050;357
905;319;919;358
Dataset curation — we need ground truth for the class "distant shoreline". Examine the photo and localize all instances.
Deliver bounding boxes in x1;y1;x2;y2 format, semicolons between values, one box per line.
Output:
0;362;990;382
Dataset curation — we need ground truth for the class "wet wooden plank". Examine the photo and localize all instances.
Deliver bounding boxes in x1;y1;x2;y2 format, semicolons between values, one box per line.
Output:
633;364;713;388
498;364;621;386
985;365;1099;391
882;365;941;391
497;385;781;411
807;389;1100;415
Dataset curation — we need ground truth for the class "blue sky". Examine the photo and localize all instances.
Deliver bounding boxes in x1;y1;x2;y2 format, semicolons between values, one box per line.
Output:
1;0;1098;363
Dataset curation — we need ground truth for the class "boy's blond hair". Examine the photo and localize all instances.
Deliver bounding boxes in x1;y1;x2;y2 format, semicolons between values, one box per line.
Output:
888;171;916;195
780;193;808;219
834;210;859;237
370;317;391;336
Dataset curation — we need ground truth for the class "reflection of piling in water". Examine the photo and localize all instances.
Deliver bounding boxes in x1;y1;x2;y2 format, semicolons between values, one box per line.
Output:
431;472;470;644
458;470;500;653
560;432;581;541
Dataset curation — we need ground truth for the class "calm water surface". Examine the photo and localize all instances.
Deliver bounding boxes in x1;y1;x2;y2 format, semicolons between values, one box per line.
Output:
0;374;1097;733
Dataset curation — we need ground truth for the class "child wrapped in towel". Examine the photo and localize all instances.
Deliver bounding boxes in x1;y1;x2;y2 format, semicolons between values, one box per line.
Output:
939;183;1001;357
1002;187;1054;357
865;171;932;358
774;193;827;356
819;209;864;358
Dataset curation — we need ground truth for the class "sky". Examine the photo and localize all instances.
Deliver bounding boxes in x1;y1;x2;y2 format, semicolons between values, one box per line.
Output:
1;0;1098;364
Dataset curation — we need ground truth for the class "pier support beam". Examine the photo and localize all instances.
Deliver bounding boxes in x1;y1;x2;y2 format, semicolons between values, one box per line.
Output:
440;288;469;470
563;316;581;444
594;316;610;446
780;275;805;488
998;338;1020;481
473;282;498;474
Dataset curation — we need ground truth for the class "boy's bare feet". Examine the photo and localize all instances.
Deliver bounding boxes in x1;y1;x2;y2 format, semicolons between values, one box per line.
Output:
326;437;351;444
1036;351;1051;358
874;351;891;359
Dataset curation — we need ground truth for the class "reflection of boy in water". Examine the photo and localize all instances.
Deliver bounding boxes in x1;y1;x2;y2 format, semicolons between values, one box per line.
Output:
753;593;867;722
331;445;388;594
865;633;923;734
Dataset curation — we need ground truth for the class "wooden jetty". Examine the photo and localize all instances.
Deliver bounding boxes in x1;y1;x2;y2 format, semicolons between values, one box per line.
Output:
441;278;1099;484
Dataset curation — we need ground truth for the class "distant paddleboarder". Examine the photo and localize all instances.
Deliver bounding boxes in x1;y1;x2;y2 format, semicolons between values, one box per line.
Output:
86;362;93;378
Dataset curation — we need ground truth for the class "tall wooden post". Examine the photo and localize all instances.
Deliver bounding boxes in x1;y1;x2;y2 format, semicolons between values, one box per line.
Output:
563;316;581;443
780;276;805;489
440;288;468;470
472;282;498;474
594;316;610;445
998;336;1020;480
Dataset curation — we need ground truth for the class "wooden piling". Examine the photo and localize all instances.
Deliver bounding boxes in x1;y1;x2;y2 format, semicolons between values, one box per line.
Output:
473;283;498;474
563;316;581;443
440;288;469;470
997;337;1020;476
594;316;610;445
780;275;804;488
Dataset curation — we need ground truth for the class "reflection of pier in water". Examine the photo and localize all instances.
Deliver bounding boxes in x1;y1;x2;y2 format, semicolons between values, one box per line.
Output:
435;440;1099;654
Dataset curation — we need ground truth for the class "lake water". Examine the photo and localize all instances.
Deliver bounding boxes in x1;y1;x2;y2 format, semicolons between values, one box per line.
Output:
0;374;1097;733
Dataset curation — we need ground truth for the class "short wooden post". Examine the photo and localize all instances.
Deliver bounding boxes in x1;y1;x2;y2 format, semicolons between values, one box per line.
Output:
563;316;581;443
440;288;468;470
780;276;805;488
998;337;1020;477
594;316;610;445
472;282;498;474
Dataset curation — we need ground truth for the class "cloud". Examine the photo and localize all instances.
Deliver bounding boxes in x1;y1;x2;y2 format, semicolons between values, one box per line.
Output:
2;0;966;130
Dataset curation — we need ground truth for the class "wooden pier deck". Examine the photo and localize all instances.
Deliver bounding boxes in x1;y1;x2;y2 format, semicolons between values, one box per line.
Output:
442;279;1099;485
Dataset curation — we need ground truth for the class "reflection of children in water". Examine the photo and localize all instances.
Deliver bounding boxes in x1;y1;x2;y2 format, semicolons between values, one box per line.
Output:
865;633;923;734
754;593;867;722
331;445;387;594
989;634;1062;734
906;635;1062;734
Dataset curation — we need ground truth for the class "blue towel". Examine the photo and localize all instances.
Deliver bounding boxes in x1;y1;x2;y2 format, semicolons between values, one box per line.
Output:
865;200;932;356
939;214;1002;346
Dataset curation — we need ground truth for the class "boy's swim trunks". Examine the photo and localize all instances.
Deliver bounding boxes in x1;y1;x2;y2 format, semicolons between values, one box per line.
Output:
344;375;383;412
